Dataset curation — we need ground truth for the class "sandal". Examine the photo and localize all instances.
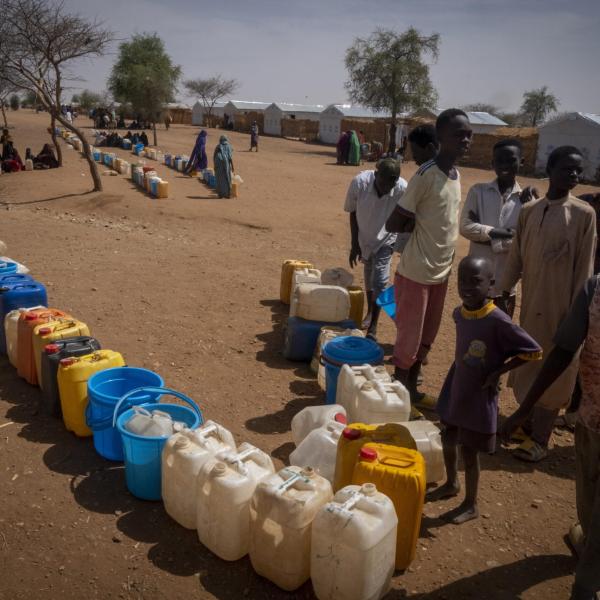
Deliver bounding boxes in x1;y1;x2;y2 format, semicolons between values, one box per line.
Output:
413;392;437;411
513;438;547;462
409;406;426;421
566;522;585;558
510;426;530;443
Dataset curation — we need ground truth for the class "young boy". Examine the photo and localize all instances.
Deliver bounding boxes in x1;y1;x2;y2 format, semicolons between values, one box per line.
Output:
430;256;542;524
345;158;407;339
501;274;600;600
460;139;539;316
499;146;596;462
385;109;472;406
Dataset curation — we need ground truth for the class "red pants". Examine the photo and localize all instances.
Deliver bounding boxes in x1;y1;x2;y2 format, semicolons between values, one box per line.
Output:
393;273;449;370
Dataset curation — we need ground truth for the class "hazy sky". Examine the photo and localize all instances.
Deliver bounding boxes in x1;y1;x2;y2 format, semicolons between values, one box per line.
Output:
62;0;600;113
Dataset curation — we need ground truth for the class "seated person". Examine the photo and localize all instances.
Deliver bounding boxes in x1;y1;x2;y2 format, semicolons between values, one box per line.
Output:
116;116;126;129
123;131;133;141
139;132;149;146
1;128;13;158
1;142;23;172
131;133;140;144
34;144;58;169
130;120;139;129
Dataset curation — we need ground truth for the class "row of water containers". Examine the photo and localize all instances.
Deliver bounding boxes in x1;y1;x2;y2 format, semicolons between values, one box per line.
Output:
161;413;427;599
131;165;170;198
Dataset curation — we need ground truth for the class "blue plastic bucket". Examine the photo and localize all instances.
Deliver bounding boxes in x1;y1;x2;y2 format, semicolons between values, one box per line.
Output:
322;336;384;404
114;387;203;500
376;286;396;320
0;261;18;275
86;368;164;461
93;150;101;161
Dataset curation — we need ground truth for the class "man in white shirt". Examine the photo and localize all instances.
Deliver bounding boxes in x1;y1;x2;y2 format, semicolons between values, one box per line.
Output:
345;158;407;339
460;138;538;316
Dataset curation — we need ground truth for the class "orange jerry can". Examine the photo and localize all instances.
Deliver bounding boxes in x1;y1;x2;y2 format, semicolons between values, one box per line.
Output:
352;443;426;570
280;260;313;305
333;423;416;492
17;308;70;385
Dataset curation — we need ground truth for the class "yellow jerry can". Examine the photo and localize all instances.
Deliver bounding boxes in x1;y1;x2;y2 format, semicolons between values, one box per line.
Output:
347;285;365;327
279;260;313;305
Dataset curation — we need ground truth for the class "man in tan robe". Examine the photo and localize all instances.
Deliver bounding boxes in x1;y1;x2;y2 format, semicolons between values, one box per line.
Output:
500;146;596;461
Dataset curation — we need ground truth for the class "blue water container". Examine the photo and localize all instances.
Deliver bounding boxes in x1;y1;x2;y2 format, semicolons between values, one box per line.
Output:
283;317;357;362
322;336;384;404
93;150;101;161
164;154;172;167
122;139;132;150
376;286;396;320
134;143;144;156
0;280;47;353
0;261;18;276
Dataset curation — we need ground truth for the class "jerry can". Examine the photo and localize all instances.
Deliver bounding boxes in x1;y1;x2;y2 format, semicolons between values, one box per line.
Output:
157;181;169;198
311;484;397;600
290;267;322;302
352;379;411;425
58;350;125;437
17;308;70;385
401;421;445;484
352;444;426;570
249;466;333;591
291;404;346;446
333;423;417;492
347;285;365;327
280;260;313;304
40;336;101;418
289;421;346;483
113;158;122;172
231;181;239;198
25;159;34;171
290;283;350;323
196;443;275;561
283;317;356;362
162;422;237;529
5;305;45;367
32;319;90;389
321;267;354;288
335;364;391;416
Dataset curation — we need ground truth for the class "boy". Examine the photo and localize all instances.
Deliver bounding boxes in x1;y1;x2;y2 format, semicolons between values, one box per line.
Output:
345;158;407;340
430;256;541;524
501;274;600;600
385;109;472;405
499;146;596;462
460;139;539;316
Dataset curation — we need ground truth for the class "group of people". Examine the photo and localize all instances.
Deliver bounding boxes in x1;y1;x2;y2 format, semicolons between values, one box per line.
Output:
345;109;600;600
336;130;362;166
1;128;58;172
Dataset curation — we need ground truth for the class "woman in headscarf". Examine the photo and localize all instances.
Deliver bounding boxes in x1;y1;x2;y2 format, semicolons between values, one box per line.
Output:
34;143;59;169
250;121;259;152
184;130;208;175
347;130;361;166
336;131;350;164
1;142;23;172
1;129;14;160
213;135;234;199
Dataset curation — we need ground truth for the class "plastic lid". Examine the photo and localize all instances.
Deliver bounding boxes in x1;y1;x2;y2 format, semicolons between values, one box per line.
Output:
174;437;190;450
361;483;377;496
322;336;383;365
25;313;38;321
60;357;77;366
359;447;378;462
301;467;315;478
361;381;374;391
343;427;361;440
334;413;347;424
44;344;61;354
38;327;52;335
213;462;227;476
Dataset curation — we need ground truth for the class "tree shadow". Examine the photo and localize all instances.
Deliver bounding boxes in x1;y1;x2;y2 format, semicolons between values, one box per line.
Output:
0;190;95;206
186;195;219;200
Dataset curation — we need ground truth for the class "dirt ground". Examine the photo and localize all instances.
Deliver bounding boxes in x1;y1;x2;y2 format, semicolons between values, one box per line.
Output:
0;110;597;600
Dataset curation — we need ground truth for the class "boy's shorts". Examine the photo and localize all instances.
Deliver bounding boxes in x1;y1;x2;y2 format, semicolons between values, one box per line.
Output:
441;421;496;454
363;243;394;298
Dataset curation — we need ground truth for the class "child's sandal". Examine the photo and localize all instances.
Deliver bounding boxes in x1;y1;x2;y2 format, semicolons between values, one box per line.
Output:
513;439;547;462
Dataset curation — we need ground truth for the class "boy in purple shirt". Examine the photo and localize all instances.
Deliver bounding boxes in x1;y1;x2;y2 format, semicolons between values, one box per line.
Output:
429;256;541;524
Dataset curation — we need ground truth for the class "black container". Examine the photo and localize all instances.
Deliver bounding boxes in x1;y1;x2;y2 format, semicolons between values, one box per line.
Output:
40;336;101;417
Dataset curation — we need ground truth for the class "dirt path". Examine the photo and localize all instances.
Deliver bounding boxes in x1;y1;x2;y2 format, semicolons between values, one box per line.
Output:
0;110;596;599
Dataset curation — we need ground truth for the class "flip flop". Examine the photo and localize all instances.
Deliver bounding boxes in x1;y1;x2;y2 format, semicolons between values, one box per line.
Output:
413;393;438;411
513;438;547;462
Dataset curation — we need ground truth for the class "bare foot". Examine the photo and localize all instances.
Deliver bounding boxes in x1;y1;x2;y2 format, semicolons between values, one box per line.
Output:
441;501;479;524
426;481;460;502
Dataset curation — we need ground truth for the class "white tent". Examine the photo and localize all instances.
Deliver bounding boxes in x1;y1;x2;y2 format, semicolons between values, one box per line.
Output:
536;112;600;181
319;104;390;144
191;100;228;126
263;102;324;136
412;109;507;134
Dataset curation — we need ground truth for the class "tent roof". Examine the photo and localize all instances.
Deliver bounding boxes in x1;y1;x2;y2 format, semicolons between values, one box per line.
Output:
268;102;325;114
466;111;507;126
539;112;600;130
226;100;271;111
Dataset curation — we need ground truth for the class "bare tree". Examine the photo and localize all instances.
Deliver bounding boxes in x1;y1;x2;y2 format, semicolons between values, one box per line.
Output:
0;71;18;128
184;75;239;127
0;0;114;191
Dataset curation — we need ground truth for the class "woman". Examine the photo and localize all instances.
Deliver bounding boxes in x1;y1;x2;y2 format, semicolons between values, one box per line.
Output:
1;129;14;160
250;121;259;152
184;130;208;175
1;142;23;172
213;135;234;199
336;131;350;164
34;144;58;169
347;130;361;166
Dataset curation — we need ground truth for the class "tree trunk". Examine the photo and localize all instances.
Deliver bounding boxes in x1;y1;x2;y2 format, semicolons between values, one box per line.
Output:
50;113;63;167
388;118;397;155
153;121;157;147
0;102;7;128
55;112;103;192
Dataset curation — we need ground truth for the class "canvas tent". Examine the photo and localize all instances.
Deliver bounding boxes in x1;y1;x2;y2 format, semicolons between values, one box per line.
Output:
536;113;600;181
264;102;324;136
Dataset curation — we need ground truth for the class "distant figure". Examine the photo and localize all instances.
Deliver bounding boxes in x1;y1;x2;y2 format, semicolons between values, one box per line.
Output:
66;110;73;124
34;144;58;169
164;113;173;130
336;131;351;165
139;132;149;147
1;142;23;172
347;131;361;166
102;113;110;128
250;121;259;152
184;130;208;175
214;135;234;199
117;115;126;129
124;131;133;141
1;128;13;159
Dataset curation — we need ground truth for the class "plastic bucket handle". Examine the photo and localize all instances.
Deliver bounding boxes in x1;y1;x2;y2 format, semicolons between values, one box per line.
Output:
112;386;201;429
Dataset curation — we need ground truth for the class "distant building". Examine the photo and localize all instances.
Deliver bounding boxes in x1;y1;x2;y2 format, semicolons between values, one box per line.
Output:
191;100;228;126
319;104;391;144
412;108;507;134
223;100;270;128
264;102;324;136
536;112;600;181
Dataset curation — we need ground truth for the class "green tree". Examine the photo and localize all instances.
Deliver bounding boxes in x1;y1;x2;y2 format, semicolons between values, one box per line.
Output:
345;27;439;152
520;86;559;126
71;93;80;104
22;90;38;107
108;33;181;145
78;89;103;110
9;93;19;110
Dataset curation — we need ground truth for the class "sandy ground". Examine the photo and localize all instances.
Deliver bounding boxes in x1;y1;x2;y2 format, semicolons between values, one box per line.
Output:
0;110;598;600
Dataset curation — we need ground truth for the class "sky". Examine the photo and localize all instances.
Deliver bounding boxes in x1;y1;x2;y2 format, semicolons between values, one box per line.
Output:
62;0;600;114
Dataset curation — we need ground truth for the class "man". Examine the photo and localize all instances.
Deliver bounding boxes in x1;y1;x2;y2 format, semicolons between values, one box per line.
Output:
345;158;407;340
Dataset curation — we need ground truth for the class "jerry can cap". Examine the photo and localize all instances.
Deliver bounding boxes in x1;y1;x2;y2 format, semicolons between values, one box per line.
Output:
60;357;77;366
343;427;361;440
25;313;38;320
334;413;347;424
359;447;377;461
44;343;61;354
38;327;52;335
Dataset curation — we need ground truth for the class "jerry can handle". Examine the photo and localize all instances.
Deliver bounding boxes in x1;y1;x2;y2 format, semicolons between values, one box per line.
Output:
112;386;203;429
